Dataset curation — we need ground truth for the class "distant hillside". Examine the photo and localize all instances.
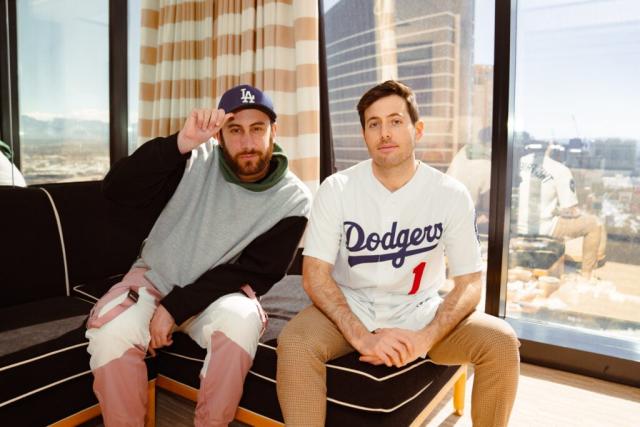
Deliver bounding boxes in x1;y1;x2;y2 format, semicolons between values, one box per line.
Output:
20;115;109;141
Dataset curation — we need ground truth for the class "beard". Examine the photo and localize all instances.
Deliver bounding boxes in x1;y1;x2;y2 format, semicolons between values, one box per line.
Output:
220;135;275;180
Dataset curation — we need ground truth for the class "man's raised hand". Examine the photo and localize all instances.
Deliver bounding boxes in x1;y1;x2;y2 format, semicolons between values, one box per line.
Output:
177;108;234;154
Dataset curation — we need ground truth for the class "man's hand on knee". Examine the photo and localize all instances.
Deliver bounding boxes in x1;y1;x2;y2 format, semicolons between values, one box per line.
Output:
149;304;175;356
355;329;415;368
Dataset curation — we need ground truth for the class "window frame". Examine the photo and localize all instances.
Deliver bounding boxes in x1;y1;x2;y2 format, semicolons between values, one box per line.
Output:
0;0;129;178
3;0;638;388
0;0;20;168
318;0;640;387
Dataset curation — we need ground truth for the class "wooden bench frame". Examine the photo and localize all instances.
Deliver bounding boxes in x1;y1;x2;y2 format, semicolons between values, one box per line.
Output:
154;365;466;427
45;365;466;426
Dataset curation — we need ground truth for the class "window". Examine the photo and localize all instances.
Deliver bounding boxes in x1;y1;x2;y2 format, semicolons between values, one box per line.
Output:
506;0;640;346
16;0;109;184
323;0;495;298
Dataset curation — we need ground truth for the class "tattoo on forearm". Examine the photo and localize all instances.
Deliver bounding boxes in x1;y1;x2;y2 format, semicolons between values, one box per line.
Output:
305;261;368;344
425;274;481;344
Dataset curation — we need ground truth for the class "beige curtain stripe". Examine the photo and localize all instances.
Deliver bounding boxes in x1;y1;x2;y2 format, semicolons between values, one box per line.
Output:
289;157;319;182
139;109;318;139
139;87;319;116
140;46;157;65
293;17;317;41
141;9;159;29
138;46;318;80
158;1;215;27
277;110;320;137
154;0;296;27
156;39;215;62
140;66;318;102
139;25;303;64
139;117;184;139
137;0;320;187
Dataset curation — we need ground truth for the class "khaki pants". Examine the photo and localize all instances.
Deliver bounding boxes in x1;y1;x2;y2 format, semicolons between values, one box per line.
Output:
276;305;520;427
552;214;606;276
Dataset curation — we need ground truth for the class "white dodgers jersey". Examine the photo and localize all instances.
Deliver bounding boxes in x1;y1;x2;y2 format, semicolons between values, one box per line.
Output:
303;160;482;331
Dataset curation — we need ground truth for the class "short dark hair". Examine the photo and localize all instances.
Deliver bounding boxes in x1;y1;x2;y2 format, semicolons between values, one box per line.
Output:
356;80;420;129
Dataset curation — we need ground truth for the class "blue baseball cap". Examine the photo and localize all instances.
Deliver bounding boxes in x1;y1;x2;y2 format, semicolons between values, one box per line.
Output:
218;84;277;122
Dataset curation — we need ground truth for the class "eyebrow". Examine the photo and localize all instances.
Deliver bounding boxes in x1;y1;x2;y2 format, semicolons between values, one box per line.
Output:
226;121;268;128
366;113;404;124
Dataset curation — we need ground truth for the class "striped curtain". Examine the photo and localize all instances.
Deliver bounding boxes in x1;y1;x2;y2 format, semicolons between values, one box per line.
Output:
138;0;320;190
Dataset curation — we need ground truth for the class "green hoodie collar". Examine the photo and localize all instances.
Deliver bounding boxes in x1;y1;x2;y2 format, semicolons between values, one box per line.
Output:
217;143;288;192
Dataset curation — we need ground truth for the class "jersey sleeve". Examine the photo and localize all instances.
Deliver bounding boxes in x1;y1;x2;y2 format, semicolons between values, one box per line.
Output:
555;167;578;209
442;185;483;277
302;177;343;265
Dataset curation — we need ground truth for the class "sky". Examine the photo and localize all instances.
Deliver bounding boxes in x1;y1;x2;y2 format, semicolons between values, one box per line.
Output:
513;0;640;140
16;0;640;141
17;0;110;123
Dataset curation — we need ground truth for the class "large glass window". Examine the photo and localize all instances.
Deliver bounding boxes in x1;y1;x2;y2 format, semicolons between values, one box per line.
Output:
323;0;495;299
506;0;640;343
17;0;109;184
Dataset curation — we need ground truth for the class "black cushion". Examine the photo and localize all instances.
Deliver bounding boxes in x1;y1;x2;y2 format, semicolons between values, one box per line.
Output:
0;186;66;307
157;276;462;426
0;297;94;424
0;296;157;425
39;181;161;287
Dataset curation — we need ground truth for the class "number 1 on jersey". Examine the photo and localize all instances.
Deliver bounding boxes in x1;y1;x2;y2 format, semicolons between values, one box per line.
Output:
409;261;426;295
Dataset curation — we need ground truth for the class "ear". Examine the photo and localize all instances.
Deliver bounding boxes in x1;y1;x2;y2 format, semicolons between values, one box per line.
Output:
215;130;224;147
414;120;425;140
270;122;278;138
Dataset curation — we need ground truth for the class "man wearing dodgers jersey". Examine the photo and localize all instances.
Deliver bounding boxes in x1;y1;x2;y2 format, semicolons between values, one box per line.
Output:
276;80;520;427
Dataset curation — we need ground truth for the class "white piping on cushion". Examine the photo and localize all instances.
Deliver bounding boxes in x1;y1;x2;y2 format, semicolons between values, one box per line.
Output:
39;187;70;296
160;350;204;363
1;352;156;407
326;378;435;413
0;369;92;407
163;345;447;414
258;341;436;382
258;342;276;350
75;296;98;305
246;368;439;413
72;285;100;302
0;343;88;372
248;370;276;384
325;358;434;382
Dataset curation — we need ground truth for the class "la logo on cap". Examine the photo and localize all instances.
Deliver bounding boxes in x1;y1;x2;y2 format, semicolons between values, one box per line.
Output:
240;88;255;104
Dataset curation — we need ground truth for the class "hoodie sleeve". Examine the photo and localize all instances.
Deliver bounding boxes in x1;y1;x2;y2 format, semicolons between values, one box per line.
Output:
102;133;190;207
160;215;308;324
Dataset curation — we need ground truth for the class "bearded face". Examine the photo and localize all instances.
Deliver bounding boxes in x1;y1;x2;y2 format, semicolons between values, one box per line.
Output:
218;108;276;182
220;134;274;180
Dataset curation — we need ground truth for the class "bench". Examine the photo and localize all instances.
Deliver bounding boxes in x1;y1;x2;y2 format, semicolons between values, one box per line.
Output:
0;181;466;426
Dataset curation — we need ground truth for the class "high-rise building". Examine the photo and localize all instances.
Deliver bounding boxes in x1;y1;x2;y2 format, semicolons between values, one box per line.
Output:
325;0;475;171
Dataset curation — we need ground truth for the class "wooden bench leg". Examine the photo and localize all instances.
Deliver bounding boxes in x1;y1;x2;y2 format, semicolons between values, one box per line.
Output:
453;368;466;416
146;379;156;427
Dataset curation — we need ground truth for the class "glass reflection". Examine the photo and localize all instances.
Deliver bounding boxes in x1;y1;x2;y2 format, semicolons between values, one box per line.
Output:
506;0;640;341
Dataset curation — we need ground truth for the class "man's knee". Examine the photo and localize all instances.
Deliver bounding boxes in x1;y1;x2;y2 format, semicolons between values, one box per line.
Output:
277;318;326;363
583;213;600;230
483;319;520;365
86;327;143;370
199;297;262;352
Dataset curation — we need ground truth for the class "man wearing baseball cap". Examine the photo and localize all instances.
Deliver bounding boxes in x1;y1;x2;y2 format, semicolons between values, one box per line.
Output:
86;84;311;426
